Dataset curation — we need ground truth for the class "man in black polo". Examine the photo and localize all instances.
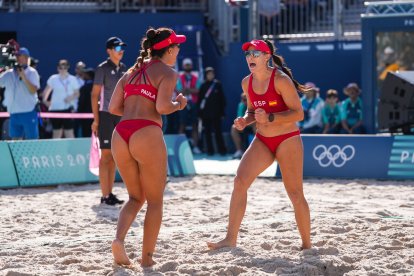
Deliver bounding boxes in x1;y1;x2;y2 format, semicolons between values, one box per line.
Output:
91;37;127;205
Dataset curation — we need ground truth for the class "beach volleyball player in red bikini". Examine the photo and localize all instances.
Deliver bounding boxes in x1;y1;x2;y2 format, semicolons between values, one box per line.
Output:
208;39;312;250
108;27;187;267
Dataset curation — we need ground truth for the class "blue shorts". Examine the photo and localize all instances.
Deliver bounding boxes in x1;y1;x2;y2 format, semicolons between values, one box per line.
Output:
9;109;39;139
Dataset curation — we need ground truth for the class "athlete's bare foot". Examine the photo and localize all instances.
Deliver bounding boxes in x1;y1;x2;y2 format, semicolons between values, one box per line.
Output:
207;237;236;250
112;239;131;266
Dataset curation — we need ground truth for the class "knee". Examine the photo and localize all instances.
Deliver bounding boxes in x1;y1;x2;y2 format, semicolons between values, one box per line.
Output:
233;175;250;193
100;152;114;164
287;190;306;206
146;200;163;212
129;196;146;209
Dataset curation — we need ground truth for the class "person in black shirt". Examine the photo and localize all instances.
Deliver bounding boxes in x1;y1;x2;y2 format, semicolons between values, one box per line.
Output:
198;67;227;155
77;68;94;137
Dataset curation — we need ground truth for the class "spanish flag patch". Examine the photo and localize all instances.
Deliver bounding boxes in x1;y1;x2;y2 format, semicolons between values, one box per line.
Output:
269;100;277;106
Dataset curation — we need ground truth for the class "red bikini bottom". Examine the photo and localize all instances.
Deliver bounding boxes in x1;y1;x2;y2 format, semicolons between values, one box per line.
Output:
256;130;301;154
115;119;161;144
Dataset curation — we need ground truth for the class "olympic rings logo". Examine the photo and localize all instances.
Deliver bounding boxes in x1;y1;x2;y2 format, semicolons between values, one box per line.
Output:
312;145;355;168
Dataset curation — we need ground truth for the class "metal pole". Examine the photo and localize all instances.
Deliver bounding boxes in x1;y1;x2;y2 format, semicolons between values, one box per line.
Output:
333;0;343;40
115;0;120;13
249;0;259;40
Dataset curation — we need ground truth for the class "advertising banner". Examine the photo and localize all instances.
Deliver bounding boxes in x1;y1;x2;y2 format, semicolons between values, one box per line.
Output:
164;134;196;177
277;135;396;179
0;142;19;188
8;139;98;187
388;135;414;179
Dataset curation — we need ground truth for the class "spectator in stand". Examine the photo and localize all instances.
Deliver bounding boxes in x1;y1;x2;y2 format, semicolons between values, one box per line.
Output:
177;58;202;154
198;67;227;156
0;47;40;140
299;82;324;133
340;83;365;134
231;93;255;159
77;68;94;137
322;89;341;134
42;59;80;138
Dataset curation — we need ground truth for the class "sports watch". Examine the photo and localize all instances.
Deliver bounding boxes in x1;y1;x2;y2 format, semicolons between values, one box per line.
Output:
268;113;275;122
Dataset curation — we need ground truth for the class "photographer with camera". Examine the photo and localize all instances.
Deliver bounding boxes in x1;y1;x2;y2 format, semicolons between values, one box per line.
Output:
0;47;40;140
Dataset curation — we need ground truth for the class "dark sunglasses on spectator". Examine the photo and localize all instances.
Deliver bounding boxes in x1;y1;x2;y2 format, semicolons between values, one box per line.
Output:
327;95;338;98
113;45;126;52
244;50;263;58
58;65;68;70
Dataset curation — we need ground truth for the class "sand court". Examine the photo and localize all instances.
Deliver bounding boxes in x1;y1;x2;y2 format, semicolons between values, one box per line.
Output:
1;175;414;275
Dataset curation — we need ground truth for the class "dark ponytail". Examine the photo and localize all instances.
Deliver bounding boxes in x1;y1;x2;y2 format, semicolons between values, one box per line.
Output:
128;27;174;72
264;39;309;93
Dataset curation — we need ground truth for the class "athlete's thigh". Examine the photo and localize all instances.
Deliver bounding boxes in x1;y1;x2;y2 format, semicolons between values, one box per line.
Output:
129;127;167;202
112;131;143;198
275;135;304;192
237;137;275;183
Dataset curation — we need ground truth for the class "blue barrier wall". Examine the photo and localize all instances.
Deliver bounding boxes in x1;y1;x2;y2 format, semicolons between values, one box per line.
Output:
0;141;19;188
1;134;194;188
275;134;414;180
8;138;98;187
361;14;414;133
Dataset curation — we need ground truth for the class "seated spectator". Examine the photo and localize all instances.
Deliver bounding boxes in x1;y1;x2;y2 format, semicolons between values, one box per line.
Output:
322;89;342;134
299;82;324;134
340;83;365;134
231;93;255;159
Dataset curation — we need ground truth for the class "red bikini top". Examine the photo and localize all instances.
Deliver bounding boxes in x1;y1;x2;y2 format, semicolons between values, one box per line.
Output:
247;68;289;113
124;60;160;102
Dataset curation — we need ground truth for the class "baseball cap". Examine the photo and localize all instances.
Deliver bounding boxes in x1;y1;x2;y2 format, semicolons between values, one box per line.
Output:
241;40;271;54
205;67;214;73
16;47;30;57
182;58;193;66
106;37;127;49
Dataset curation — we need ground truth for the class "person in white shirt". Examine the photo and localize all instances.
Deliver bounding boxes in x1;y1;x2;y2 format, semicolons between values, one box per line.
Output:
42;59;80;138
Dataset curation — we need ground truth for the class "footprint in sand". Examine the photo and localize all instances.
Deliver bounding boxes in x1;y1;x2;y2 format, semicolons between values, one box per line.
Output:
260;242;272;250
159;261;179;272
269;222;282;229
60;256;82;265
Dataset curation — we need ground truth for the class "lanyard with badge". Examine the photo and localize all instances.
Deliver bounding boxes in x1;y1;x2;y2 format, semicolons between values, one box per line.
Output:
200;81;216;110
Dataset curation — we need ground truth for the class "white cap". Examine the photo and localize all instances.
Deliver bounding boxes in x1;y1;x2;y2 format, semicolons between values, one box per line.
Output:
182;58;193;66
384;46;394;55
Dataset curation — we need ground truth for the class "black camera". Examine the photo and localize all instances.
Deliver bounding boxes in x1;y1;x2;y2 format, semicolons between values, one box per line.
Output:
13;63;23;71
0;39;19;71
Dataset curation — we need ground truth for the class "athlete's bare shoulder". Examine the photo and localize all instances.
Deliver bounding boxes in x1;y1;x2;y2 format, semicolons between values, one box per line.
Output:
241;75;250;90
